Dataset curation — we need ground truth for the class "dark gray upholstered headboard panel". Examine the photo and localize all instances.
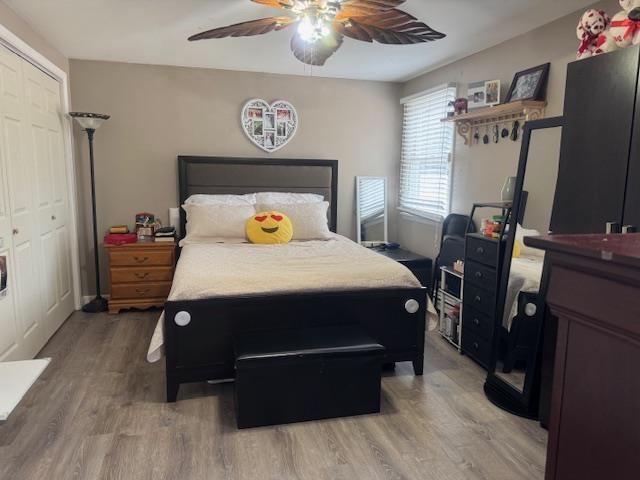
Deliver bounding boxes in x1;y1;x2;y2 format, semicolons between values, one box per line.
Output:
178;156;339;237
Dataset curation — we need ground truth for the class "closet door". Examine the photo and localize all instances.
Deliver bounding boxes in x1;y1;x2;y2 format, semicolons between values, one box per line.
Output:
0;46;44;359
551;46;640;234
0;46;74;360
0;49;20;361
23;61;73;333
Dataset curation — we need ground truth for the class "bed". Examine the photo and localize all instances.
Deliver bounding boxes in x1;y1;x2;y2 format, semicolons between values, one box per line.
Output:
152;156;432;402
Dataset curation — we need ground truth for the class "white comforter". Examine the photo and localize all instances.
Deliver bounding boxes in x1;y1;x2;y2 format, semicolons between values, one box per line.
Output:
147;234;436;362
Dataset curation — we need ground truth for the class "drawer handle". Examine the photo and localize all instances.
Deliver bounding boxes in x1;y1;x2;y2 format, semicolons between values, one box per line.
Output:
135;272;150;279
135;288;150;296
474;295;482;303
134;256;149;263
473;318;480;326
475;246;485;255
473;342;479;349
474;271;483;279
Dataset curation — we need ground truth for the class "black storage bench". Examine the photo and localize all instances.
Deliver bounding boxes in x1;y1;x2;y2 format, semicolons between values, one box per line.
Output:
234;325;385;429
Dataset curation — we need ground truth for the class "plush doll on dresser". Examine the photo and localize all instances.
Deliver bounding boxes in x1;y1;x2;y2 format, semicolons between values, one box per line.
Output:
607;0;640;49
576;9;611;58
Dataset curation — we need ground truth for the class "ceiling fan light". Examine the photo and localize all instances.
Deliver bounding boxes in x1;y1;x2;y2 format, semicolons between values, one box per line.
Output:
297;15;331;43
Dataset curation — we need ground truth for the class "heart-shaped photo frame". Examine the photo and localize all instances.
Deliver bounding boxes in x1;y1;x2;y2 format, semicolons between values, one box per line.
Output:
241;99;298;153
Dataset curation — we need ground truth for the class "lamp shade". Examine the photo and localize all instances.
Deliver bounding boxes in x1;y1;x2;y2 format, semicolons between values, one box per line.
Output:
69;112;110;130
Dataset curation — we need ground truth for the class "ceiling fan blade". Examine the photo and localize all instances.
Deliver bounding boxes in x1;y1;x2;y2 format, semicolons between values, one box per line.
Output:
189;16;295;41
290;31;344;66
336;0;406;19
336;9;445;44
251;0;296;9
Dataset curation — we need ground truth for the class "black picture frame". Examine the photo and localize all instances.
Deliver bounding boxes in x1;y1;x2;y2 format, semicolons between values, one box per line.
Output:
505;63;550;103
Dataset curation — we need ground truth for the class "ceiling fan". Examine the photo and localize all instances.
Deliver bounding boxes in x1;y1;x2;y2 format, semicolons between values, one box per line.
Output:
188;0;446;66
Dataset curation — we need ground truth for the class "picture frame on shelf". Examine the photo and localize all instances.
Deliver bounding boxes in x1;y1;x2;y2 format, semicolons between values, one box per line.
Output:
467;81;487;109
505;63;550;103
484;79;501;106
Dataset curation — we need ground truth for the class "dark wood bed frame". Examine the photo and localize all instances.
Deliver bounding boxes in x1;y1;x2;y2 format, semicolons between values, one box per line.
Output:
164;156;427;402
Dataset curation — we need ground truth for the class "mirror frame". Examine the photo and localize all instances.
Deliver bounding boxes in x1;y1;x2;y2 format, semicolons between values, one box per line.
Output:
355;176;388;245
483;116;564;419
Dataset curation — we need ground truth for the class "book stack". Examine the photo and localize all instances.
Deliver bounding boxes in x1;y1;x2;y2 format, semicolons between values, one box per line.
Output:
154;226;176;243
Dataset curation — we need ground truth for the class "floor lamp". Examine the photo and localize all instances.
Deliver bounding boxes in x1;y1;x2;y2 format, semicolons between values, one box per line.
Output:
70;112;110;313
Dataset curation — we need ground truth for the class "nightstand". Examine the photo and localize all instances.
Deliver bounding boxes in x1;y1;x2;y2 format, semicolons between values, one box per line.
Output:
105;240;176;314
375;248;432;289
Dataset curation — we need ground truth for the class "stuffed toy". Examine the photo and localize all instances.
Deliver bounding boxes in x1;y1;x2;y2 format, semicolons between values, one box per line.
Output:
246;211;293;245
576;9;611;58
605;0;640;51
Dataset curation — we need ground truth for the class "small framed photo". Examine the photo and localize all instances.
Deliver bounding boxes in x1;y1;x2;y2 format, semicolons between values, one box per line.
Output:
276;121;287;137
505;63;550;103
264;112;275;129
248;107;263;120
467;81;487;110
265;131;275;148
277;109;291;122
253;120;263;136
484;80;501;106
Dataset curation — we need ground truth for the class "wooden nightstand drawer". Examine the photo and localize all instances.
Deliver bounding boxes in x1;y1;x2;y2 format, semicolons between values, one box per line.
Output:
111;281;172;300
105;240;176;313
110;266;174;284
109;249;174;267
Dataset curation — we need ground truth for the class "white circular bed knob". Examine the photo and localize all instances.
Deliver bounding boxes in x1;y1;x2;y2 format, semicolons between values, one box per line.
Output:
405;299;420;314
175;311;191;327
525;303;537;317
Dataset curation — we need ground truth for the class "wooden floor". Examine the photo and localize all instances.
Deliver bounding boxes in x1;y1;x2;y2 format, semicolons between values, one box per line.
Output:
0;311;547;480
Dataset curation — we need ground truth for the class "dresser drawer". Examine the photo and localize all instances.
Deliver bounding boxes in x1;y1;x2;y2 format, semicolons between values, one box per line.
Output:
111;282;172;300
462;330;492;369
463;305;495;342
464;283;496;317
466;235;499;267
109;249;174;267
464;260;497;288
110;266;174;284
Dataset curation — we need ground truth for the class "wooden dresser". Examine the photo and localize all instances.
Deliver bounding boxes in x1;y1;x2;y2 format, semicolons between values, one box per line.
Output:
106;240;176;314
462;233;504;369
525;233;640;480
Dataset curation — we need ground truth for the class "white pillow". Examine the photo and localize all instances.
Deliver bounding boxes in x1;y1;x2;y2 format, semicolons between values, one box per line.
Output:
257;201;331;240
515;224;544;258
184;193;256;206
183;203;256;239
255;192;324;204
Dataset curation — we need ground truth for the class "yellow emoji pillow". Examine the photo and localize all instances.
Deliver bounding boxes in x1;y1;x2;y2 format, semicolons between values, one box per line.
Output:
246;211;293;244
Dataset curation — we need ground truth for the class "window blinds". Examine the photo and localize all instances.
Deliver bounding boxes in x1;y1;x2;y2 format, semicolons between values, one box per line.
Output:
399;84;456;220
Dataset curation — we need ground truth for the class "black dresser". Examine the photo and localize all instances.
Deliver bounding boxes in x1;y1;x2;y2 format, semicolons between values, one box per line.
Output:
462;233;504;369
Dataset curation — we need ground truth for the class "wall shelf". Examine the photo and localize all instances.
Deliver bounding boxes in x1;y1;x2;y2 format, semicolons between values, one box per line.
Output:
442;100;546;145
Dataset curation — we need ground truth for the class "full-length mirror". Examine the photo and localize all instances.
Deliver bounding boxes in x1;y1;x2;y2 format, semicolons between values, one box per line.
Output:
484;117;563;418
356;176;388;245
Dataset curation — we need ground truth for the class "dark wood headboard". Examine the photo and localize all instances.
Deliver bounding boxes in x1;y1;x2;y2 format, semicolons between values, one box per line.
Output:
178;156;339;237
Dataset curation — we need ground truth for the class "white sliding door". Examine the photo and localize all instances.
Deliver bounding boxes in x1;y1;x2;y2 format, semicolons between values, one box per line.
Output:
0;45;74;361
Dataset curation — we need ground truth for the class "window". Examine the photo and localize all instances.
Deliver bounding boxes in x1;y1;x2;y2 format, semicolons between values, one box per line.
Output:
399;84;456;220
